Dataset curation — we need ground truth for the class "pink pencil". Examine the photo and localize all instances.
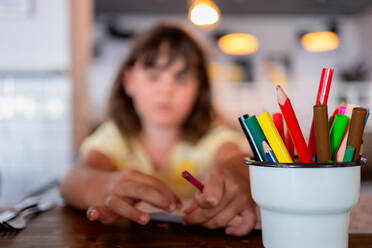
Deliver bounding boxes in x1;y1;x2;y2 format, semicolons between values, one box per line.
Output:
182;170;204;192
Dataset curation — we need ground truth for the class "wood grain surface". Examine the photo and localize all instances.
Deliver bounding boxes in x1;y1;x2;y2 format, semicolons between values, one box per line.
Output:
0;206;371;248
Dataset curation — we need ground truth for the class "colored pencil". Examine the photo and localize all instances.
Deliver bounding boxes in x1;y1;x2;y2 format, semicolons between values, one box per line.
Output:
182;170;243;226
182;170;204;192
276;85;312;163
308;68;334;158
262;139;278;163
285;129;295;159
334;104;359;162
257;112;293;163
238;114;265;162
272;113;285;140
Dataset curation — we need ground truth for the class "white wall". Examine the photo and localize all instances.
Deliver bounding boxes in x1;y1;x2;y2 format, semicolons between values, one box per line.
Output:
0;74;72;204
357;9;372;81
0;0;70;72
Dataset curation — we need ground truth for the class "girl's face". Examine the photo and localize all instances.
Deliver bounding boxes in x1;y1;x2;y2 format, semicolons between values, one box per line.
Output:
124;53;199;129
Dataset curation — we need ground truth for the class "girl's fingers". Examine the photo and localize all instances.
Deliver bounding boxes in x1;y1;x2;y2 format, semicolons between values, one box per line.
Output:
87;206;119;225
225;209;257;237
201;197;245;229
116;181;176;212
105;195;149;225
123;171;182;208
184;201;198;215
86;207;99;221
183;191;233;225
195;170;224;208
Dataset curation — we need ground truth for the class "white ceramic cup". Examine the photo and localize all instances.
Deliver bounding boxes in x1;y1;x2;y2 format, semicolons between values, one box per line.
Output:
246;158;366;248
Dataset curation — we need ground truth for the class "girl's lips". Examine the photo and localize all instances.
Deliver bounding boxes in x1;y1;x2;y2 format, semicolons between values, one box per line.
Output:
156;103;172;111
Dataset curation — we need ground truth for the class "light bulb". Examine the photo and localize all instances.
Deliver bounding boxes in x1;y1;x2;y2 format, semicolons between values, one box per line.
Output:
189;0;220;27
218;33;259;55
301;31;339;52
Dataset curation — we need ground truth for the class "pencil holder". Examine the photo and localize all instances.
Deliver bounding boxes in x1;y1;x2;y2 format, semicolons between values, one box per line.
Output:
245;158;367;248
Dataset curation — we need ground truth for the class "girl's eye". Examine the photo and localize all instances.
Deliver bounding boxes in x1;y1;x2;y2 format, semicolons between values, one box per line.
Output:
176;74;188;84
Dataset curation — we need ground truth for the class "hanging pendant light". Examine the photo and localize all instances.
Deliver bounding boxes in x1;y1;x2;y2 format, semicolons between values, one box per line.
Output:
301;31;339;52
218;33;259;55
301;21;339;52
189;0;220;27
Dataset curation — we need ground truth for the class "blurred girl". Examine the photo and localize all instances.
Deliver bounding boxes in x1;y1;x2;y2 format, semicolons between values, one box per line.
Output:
60;22;256;236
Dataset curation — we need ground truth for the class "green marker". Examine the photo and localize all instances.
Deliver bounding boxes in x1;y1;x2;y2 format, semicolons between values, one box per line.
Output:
238;114;264;162
245;116;269;161
343;146;355;162
329;114;349;159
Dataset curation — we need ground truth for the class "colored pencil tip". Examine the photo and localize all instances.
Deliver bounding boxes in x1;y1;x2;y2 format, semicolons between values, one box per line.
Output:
276;85;281;90
182;171;189;178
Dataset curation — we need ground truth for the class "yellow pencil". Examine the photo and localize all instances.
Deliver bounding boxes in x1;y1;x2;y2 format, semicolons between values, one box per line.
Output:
257;112;293;163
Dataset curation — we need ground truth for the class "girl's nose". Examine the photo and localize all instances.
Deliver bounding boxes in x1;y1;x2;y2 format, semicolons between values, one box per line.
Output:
160;77;175;95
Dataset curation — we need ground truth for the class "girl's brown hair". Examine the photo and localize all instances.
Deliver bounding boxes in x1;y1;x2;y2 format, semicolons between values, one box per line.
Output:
107;22;212;143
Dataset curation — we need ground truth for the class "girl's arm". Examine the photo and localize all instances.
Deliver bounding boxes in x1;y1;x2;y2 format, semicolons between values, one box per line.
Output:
60;150;182;225
60;150;117;210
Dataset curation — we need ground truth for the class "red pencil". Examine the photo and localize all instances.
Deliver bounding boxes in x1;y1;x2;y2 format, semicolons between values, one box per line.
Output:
308;68;334;158
285;129;295;158
273;112;285;140
277;85;313;163
182;170;204;192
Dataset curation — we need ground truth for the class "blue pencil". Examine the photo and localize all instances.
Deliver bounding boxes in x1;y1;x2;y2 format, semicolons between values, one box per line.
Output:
262;139;278;163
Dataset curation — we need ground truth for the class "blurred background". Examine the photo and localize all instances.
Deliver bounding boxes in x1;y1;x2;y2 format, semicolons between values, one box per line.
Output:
1;0;372;204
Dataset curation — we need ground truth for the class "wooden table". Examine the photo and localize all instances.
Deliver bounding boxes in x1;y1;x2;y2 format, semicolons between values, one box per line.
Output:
1;207;371;248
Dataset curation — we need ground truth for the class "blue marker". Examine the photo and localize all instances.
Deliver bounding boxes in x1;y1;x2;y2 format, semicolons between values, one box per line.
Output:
364;108;370;128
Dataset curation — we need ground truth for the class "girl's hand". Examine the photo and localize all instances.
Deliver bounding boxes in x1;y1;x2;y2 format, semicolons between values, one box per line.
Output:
86;169;182;225
182;157;257;236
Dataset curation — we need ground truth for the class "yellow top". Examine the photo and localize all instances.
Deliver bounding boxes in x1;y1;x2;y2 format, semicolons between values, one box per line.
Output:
80;121;244;198
257;112;293;163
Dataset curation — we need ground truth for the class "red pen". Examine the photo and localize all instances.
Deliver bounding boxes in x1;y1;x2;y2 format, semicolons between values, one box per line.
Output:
182;170;204;192
308;68;334;158
277;85;313;163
